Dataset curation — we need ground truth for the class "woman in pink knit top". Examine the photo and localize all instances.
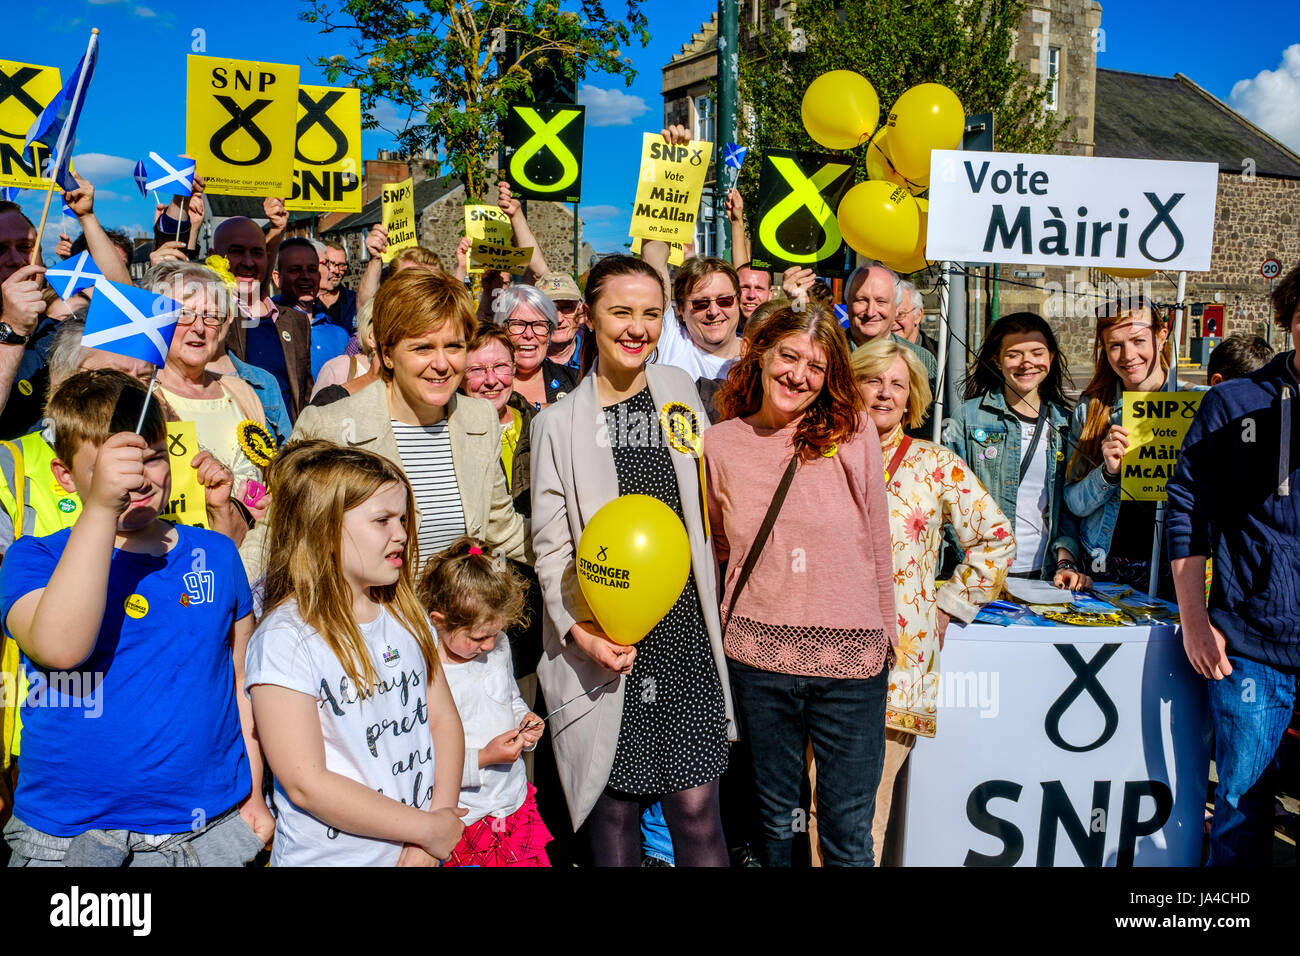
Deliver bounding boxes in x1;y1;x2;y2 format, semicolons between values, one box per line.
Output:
703;305;897;867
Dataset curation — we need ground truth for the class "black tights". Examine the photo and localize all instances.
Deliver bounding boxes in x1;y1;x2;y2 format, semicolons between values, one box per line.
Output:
587;778;729;867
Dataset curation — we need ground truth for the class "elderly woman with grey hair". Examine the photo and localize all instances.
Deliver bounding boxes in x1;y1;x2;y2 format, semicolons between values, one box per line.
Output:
144;261;271;517
493;282;578;409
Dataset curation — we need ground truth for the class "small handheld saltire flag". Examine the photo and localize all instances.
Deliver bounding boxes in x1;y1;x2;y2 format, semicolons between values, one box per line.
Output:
834;303;849;328
23;32;99;193
82;279;180;367
133;152;195;196
723;143;748;171
46;250;102;299
0;187;16;201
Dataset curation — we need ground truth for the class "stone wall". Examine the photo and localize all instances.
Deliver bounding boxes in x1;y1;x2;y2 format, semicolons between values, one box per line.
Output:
1013;0;1103;156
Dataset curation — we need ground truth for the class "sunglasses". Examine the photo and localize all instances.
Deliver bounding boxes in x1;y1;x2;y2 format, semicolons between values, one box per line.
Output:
688;294;737;313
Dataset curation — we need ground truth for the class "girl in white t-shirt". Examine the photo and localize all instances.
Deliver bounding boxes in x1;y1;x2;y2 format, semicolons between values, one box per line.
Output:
417;537;551;867
245;441;468;866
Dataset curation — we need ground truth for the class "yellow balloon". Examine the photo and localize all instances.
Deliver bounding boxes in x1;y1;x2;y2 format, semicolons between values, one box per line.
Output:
866;130;929;195
887;83;964;182
576;494;691;646
885;211;929;275
1100;267;1156;278
801;70;880;151
837;181;920;263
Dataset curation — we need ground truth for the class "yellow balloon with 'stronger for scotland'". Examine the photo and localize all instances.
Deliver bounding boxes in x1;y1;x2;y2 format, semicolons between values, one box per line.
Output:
837;181;921;263
576;494;691;646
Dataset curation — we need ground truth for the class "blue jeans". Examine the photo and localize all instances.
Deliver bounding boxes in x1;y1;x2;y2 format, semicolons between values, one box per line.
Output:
1206;654;1297;866
728;657;887;867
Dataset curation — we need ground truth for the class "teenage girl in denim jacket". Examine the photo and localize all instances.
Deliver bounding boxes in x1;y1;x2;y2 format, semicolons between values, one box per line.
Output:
946;312;1091;587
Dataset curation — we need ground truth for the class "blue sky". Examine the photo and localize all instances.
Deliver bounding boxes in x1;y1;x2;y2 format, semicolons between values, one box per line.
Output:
5;0;1298;257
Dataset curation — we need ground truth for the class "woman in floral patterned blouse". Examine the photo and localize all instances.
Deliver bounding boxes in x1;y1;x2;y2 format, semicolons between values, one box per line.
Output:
851;339;1015;861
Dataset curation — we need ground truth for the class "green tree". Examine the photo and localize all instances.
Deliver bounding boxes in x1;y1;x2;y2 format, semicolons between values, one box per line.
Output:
735;0;1070;202
302;0;651;199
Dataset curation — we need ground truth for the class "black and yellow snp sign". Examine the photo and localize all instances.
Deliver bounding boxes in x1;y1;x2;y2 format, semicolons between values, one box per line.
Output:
286;85;362;213
751;148;854;277
185;55;299;197
505;103;584;203
0;59;62;189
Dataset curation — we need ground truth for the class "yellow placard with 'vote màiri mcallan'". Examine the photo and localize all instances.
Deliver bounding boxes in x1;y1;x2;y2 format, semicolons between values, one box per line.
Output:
628;133;713;246
381;177;418;263
1120;391;1203;501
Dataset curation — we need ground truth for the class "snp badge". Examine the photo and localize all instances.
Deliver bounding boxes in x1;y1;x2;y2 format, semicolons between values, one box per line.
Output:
659;402;701;457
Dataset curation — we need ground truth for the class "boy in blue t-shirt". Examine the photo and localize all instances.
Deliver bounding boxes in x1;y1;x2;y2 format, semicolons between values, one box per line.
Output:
0;369;271;865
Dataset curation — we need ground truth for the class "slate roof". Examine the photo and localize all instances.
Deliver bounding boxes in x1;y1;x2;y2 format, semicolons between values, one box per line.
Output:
1094;68;1300;180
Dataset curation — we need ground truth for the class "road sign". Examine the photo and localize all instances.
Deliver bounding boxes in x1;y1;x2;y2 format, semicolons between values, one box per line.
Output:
1261;257;1282;279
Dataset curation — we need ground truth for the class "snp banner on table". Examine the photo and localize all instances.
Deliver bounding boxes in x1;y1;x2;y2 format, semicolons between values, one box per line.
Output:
286;85;361;213
505;103;585;204
186;55;299;197
926;151;1218;271
750;148;854;277
901;625;1210;866
0;60;62;188
628;133;712;245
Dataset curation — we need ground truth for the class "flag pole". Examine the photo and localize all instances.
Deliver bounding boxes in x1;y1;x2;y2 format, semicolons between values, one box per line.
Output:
135;367;158;434
29;28;99;267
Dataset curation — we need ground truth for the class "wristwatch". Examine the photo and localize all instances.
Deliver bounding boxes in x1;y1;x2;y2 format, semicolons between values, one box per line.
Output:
0;322;29;346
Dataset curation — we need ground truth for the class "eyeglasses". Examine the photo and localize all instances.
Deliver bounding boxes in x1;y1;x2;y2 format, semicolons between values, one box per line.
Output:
688;294;737;313
176;309;226;328
324;261;348;272
506;319;551;337
554;299;581;313
464;362;514;381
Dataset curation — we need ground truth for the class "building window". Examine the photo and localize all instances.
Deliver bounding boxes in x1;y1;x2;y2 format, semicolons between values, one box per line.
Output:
694;94;715;142
1047;46;1060;111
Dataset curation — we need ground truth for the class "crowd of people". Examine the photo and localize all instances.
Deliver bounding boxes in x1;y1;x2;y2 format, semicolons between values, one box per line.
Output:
0;124;1295;869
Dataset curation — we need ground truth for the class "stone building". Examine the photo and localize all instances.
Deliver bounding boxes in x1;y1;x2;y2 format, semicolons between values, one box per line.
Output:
663;0;1300;367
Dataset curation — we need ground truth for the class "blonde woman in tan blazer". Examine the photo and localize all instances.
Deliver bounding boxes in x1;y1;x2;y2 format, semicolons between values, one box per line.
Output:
531;255;736;867
240;270;530;580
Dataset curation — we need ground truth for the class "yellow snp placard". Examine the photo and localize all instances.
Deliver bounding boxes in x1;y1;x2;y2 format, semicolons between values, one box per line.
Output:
629;236;685;266
160;421;209;528
285;85;362;213
0;60;62;189
469;241;532;275
185;55;299;197
381;177;418;263
1120;391;1204;501
464;204;512;243
628;133;713;245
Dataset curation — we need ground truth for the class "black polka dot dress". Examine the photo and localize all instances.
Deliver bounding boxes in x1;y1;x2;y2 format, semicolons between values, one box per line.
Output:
603;388;729;795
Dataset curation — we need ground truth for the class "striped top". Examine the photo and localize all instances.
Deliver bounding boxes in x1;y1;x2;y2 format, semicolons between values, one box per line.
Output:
391;419;466;569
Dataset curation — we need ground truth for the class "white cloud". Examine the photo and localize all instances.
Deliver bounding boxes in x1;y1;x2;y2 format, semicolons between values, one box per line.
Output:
87;0;125;5
135;5;157;16
70;152;135;182
579;204;623;221
577;85;650;127
1229;44;1300;153
368;98;409;133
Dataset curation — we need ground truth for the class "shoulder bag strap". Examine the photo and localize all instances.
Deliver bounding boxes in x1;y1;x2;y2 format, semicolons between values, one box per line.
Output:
1018;407;1049;484
725;453;799;627
884;436;913;484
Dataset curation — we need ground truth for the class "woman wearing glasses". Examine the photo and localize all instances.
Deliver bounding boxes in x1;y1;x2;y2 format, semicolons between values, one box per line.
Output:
493;283;578;410
462;325;534;517
150;262;271;514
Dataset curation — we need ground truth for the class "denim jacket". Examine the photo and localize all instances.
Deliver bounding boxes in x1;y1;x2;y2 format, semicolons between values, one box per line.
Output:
1063;374;1204;573
945;391;1080;578
228;353;292;448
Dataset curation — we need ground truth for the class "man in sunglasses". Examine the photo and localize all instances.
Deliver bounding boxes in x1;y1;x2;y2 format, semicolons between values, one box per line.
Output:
315;240;357;338
640;252;744;382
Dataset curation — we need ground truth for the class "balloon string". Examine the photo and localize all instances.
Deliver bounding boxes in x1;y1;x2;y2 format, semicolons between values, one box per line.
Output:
859;122;926;193
510;674;621;742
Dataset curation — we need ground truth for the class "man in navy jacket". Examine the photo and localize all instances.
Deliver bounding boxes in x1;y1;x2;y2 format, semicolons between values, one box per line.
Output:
1166;264;1300;866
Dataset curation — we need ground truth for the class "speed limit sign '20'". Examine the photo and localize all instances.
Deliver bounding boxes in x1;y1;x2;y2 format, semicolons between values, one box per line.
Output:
1261;257;1282;279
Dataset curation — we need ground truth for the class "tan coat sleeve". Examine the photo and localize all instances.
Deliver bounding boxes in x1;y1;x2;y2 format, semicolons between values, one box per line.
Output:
529;408;590;644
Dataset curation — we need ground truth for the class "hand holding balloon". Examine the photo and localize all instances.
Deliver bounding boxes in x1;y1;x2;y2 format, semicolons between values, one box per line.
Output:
570;621;637;674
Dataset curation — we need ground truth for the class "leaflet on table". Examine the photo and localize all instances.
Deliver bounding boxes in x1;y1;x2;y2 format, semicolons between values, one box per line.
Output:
1089;581;1182;625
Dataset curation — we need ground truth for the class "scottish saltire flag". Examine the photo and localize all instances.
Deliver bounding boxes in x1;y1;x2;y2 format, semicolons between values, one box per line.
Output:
82;279;180;367
0;188;16;202
723;143;748;171
133;152;195;196
834;303;849;328
23;33;99;193
46;250;102;299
